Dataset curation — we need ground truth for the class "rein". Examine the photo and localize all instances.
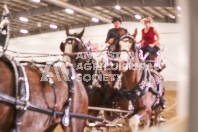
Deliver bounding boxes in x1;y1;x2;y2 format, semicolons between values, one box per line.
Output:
0;91;104;122
6;49;107;58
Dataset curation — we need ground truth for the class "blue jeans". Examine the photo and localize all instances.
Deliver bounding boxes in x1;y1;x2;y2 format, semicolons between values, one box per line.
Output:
141;46;159;60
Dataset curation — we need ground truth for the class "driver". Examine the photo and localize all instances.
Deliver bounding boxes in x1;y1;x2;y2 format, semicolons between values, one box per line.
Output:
105;17;128;80
105;17;128;52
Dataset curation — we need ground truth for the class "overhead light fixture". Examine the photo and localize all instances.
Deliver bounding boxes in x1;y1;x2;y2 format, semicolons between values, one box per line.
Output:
115;5;121;10
135;15;142;20
32;0;40;3
19;17;28;22
37;23;41;27
92;18;99;22
20;29;28;34
65;9;74;14
50;24;57;29
168;14;176;19
177;6;182;11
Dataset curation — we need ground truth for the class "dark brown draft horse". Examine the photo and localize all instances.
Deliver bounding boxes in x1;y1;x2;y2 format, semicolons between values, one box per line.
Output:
60;29;128;120
117;29;165;131
0;56;88;132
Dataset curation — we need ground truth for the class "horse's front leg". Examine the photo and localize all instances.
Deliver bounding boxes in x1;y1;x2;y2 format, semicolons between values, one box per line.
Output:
129;114;141;132
153;106;162;125
129;107;152;132
144;119;150;129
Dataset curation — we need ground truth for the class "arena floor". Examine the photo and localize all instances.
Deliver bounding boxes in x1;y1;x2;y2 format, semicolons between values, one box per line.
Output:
54;90;176;132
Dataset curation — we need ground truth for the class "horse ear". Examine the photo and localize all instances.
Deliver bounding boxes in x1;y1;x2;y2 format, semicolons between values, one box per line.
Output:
132;28;137;38
66;28;70;36
78;28;85;38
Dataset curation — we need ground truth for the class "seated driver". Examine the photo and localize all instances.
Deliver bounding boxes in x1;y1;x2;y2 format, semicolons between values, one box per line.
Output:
138;17;160;63
106;17;128;52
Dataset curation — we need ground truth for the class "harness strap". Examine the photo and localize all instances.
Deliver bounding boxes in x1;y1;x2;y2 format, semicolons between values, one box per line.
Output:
0;91;104;122
117;67;149;102
7;58;30;132
62;65;75;127
150;71;166;110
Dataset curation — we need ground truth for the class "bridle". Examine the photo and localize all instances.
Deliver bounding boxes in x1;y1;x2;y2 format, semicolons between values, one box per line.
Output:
61;36;84;61
66;36;83;45
119;34;138;61
65;36;84;51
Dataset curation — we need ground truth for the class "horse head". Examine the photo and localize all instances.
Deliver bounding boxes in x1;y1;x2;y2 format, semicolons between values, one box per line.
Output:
118;28;138;72
60;28;85;63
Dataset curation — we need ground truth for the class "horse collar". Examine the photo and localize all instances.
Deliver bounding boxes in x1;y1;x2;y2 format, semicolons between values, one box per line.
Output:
116;67;152;102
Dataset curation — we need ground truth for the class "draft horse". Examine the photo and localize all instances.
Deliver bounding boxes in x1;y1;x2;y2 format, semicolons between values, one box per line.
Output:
0;56;88;132
117;29;165;131
60;29;129;120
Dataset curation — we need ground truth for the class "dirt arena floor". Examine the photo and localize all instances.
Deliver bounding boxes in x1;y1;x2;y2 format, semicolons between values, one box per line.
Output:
54;90;176;132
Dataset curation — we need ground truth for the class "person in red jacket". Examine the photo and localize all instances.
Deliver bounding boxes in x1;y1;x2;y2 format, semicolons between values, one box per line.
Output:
138;17;160;61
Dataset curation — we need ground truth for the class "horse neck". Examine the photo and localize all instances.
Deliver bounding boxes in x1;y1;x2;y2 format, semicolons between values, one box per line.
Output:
122;51;143;90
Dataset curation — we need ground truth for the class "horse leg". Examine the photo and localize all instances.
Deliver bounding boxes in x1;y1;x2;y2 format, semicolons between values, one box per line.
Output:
129;114;141;132
129;107;152;132
153;107;161;125
143;119;150;129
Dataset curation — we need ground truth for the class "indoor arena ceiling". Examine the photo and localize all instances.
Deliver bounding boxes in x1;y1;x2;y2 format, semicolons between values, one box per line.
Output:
0;0;179;37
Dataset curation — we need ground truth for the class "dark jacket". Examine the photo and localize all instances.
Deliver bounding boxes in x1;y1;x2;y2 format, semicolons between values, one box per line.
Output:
105;28;128;51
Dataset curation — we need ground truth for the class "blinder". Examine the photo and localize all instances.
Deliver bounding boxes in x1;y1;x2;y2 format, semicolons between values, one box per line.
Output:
65;36;83;51
119;34;138;60
120;34;138;52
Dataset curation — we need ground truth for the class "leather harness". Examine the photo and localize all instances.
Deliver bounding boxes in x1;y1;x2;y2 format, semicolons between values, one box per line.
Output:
115;34;164;110
0;57;106;132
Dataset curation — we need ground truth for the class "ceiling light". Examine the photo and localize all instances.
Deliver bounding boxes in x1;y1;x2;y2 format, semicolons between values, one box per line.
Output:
65;9;74;14
20;29;28;34
168;14;176;19
50;24;57;29
92;18;99;22
37;23;41;27
32;0;40;3
115;5;121;10
177;6;182;11
135;15;142;20
19;17;28;22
